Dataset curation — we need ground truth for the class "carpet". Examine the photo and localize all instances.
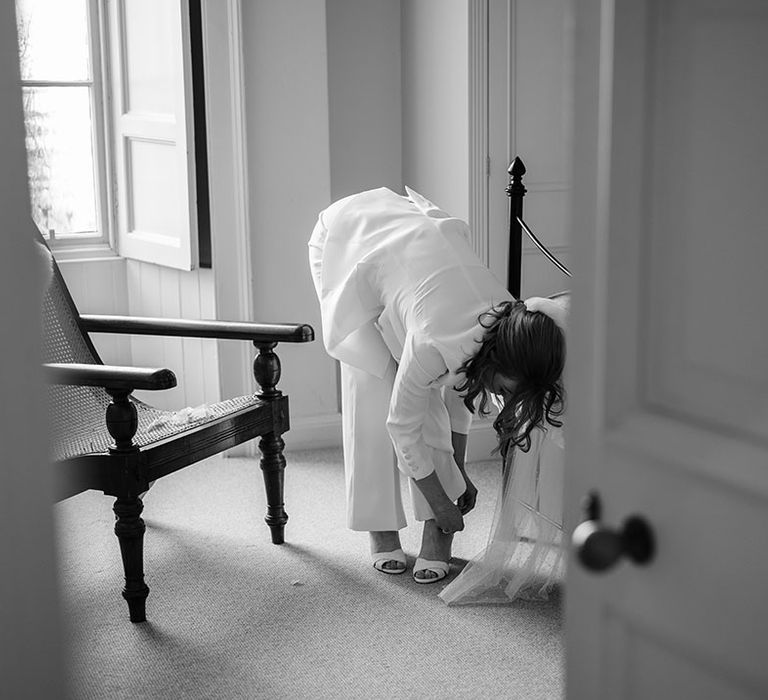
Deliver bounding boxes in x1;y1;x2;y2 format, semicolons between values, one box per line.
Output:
55;448;563;699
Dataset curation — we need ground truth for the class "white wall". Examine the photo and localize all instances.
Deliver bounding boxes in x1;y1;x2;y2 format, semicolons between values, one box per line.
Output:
401;0;470;221
59;257;131;366
237;1;337;448
0;1;66;694
126;262;220;409
327;0;402;200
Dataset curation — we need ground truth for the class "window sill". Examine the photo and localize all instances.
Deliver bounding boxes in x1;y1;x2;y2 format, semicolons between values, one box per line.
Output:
51;243;122;264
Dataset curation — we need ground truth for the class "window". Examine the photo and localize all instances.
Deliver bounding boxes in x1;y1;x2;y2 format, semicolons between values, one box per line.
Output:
15;0;207;270
16;0;111;252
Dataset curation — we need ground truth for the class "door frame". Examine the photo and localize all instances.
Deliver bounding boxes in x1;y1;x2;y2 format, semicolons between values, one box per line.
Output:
200;0;256;455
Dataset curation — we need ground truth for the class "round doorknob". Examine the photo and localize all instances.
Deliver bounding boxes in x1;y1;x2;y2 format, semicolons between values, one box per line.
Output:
572;492;655;572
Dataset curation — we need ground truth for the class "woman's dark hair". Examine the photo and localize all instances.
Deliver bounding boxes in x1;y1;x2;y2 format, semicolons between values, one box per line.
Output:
454;299;565;458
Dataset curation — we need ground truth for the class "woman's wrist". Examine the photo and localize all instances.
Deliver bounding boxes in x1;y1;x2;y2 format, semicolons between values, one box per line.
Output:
451;430;468;473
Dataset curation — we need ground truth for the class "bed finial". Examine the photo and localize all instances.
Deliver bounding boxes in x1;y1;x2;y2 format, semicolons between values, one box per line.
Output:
508;155;526;182
506;156;527;298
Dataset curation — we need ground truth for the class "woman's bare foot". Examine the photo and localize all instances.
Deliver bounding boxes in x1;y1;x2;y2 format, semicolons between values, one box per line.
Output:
370;531;405;572
415;519;453;581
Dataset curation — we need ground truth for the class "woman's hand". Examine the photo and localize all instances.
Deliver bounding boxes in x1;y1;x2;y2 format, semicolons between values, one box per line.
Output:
457;474;478;516
433;500;465;534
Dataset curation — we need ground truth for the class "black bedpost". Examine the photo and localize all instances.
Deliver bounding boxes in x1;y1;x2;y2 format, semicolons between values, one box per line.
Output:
506;156;527;298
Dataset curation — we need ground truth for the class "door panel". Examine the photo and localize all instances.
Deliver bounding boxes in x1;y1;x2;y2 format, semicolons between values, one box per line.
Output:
566;0;768;697
644;0;768;440
613;621;762;700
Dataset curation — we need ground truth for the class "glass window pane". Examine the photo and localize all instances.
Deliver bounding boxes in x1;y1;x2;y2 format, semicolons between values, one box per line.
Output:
15;0;91;81
22;86;98;238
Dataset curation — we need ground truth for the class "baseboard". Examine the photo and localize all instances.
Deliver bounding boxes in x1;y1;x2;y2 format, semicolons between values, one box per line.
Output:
284;413;343;452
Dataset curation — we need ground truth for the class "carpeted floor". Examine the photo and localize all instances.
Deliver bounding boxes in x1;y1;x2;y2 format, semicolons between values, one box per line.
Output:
54;447;563;699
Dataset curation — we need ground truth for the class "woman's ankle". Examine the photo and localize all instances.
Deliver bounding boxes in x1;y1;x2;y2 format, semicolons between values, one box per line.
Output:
418;520;453;561
369;530;401;553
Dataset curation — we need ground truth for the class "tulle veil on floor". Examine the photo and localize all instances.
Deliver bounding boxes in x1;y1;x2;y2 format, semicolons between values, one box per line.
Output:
440;426;566;605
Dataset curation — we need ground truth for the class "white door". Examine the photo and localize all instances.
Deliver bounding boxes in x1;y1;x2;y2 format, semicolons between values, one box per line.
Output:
565;1;768;698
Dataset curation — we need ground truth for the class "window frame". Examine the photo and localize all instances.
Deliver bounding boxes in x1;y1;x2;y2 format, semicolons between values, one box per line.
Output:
18;0;206;268
18;0;117;260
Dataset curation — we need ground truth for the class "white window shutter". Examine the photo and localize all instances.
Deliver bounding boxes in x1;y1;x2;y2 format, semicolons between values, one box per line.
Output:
108;0;198;270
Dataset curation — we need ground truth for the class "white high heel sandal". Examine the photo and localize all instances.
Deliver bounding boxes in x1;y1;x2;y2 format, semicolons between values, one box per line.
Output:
413;558;450;584
372;549;408;575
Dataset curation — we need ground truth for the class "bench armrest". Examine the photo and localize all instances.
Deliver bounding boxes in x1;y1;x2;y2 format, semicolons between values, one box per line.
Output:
43;362;177;392
79;315;314;343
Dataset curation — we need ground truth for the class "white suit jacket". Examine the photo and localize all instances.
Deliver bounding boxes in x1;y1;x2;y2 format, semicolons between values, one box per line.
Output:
312;187;513;479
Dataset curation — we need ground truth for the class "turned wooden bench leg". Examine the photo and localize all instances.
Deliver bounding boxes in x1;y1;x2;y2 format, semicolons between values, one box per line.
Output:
259;432;288;544
113;497;149;623
253;341;289;545
104;388;149;621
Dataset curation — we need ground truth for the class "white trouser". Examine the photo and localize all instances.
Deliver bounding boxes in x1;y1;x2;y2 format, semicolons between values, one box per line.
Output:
339;360;466;530
309;216;465;532
339;359;406;531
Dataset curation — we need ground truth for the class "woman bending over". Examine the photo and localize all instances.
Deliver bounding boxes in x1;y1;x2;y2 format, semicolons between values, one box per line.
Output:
308;186;565;583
